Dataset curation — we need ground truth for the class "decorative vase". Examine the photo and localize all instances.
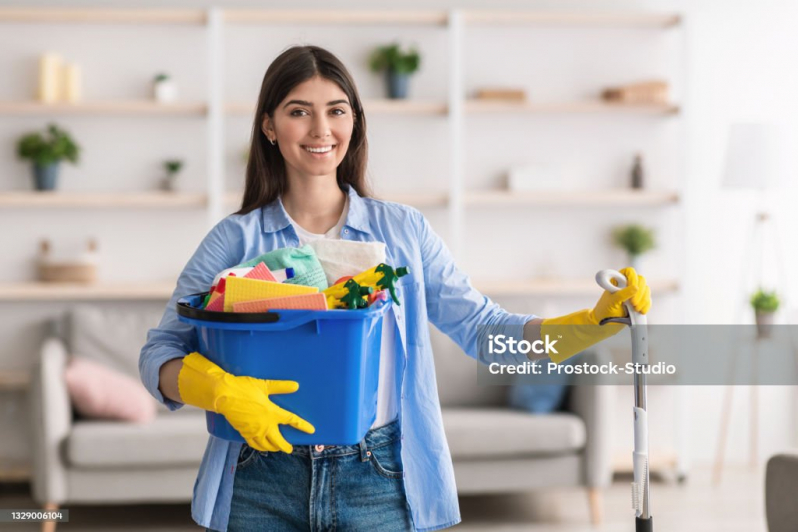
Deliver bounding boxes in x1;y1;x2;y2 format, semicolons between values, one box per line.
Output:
154;79;178;103
628;254;642;272
33;162;59;190
755;310;775;339
387;71;410;99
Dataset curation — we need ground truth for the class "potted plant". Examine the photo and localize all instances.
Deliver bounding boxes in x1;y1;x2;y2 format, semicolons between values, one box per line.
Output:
612;224;656;271
161;159;184;191
16;124;80;191
153;73;178;103
750;288;779;338
369;43;421;99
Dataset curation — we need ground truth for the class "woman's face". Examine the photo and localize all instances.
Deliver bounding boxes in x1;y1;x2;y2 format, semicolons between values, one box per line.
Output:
263;75;355;185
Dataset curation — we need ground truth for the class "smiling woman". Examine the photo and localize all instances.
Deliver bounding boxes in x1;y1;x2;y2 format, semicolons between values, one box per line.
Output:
237;45;370;219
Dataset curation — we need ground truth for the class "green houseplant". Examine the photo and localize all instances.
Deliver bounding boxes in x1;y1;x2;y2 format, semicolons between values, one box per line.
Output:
750;288;780;338
161;159;184;191
17;124;80;191
612;224;656;271
369;43;421;99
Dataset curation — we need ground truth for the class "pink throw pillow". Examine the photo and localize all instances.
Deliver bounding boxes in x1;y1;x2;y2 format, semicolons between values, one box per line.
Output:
65;357;156;423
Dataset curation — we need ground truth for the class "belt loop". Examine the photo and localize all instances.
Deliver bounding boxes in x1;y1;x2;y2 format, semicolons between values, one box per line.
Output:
359;438;370;462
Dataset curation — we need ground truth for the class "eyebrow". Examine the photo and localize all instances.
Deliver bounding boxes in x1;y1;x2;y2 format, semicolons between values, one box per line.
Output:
283;99;351;109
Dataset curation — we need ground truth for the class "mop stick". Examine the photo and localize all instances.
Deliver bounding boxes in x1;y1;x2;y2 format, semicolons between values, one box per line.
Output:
595;270;653;532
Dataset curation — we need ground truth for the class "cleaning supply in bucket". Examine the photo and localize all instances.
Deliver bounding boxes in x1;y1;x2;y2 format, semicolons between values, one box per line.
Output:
232;293;329;313
223;277;318;312
323;278;373;310
309;239;387;286
353;263;410;305
236;245;328;290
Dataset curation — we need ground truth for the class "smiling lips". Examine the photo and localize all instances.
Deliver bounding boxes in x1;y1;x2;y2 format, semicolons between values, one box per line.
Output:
303;145;335;154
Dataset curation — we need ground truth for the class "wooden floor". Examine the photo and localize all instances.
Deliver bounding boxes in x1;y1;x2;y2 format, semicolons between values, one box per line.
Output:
0;466;767;531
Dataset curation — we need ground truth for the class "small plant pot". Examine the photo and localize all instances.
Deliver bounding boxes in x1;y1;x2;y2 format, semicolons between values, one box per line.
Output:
33;162;59;191
153;80;178;103
755;310;775;339
628;254;642;273
161;174;178;192
386;71;410;99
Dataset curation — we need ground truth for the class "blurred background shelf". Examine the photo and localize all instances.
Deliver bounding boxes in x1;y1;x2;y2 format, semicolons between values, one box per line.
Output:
465;100;680;115
0;282;175;301
0;101;207;116
465;189;680;207
0;7;206;24
226;99;448;116
464;10;681;28
0;191;208;208
475;278;679;297
224;9;449;26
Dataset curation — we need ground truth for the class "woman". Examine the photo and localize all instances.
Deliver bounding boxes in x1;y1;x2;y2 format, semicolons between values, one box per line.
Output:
140;45;650;532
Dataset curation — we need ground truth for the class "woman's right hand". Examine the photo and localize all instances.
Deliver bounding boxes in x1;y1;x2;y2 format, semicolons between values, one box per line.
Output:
177;352;314;453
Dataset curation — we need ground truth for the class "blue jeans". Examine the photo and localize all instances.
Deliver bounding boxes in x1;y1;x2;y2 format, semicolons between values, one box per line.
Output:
218;419;414;532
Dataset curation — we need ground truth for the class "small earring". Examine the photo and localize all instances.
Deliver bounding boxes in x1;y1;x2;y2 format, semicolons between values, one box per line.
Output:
269;138;276;146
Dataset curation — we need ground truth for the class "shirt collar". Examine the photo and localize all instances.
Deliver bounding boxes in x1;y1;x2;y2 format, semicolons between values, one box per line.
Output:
261;184;371;236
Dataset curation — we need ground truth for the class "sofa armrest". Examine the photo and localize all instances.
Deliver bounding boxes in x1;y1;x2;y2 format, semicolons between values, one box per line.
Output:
568;347;615;488
28;337;71;505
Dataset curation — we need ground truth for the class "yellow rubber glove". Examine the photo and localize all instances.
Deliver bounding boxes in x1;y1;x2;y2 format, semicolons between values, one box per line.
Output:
177;352;314;453
541;267;651;364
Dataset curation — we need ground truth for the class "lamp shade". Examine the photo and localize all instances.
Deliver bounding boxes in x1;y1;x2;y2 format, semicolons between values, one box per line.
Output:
721;123;787;190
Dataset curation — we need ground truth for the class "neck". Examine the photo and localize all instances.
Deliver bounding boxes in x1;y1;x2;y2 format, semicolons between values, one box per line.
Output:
282;175;347;234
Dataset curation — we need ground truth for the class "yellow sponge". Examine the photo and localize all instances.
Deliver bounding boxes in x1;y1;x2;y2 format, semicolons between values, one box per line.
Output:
223;276;318;312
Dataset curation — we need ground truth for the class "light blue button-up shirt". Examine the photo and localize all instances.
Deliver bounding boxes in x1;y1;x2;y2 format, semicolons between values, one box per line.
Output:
140;185;538;532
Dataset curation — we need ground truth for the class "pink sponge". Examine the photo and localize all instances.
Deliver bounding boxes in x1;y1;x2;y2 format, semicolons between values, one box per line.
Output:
244;262;277;282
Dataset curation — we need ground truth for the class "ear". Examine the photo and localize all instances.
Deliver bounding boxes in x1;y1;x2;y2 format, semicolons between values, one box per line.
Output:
261;114;274;139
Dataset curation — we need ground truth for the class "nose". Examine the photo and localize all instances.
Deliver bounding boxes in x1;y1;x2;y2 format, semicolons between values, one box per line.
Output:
310;113;331;139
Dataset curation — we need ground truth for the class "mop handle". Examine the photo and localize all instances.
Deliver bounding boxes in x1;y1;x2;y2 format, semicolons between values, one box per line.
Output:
595;270;647;327
596;270;653;529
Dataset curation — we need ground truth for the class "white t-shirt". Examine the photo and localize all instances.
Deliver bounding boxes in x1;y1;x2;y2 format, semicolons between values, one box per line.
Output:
285;198;398;429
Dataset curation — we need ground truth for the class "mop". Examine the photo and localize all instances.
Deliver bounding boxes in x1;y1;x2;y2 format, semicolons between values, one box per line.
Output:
595;269;653;532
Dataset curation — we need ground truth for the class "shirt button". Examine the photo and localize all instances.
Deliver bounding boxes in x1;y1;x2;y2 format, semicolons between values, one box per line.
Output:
344;229;349;234
315;445;325;452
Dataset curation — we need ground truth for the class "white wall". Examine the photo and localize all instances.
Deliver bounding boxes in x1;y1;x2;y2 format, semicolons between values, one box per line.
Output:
1;0;797;472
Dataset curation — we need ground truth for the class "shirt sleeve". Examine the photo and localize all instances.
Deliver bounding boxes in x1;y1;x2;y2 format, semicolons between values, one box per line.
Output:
139;217;242;410
415;209;539;366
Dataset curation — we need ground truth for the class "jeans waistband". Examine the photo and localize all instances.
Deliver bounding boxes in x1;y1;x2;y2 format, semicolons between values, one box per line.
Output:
291;418;401;458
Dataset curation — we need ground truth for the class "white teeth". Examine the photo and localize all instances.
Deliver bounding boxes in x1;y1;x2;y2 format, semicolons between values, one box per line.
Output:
304;145;333;153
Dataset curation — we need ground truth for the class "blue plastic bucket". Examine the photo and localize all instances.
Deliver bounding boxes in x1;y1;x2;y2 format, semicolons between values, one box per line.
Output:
176;293;389;445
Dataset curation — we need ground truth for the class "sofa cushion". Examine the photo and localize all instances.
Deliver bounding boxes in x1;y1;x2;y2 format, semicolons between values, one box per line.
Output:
66;412;208;468
65;356;157;423
442;407;586;460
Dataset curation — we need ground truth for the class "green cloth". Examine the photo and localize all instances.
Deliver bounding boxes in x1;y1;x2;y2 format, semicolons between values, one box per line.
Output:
237;244;328;290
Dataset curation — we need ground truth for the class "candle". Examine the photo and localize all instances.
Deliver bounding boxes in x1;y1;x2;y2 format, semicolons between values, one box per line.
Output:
63;63;82;102
38;53;62;103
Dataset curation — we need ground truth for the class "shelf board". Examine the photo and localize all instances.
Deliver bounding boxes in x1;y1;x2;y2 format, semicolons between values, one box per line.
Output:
226;99;447;116
476;278;679;297
465;189;680;207
0;8;206;24
464;11;681;28
0;282;175;301
0;191;208;209
0;101;208;116
0;371;30;391
224;9;448;26
466;100;679;115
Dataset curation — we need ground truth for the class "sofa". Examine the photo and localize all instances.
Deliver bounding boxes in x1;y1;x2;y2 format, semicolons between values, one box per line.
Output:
29;305;613;530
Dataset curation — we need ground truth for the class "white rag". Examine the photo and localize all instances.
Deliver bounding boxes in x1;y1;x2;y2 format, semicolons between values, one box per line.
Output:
308;240;387;285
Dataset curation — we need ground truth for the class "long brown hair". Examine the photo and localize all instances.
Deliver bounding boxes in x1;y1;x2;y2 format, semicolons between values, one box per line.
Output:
236;45;370;215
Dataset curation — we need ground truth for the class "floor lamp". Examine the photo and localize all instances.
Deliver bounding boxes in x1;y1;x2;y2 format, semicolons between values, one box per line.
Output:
712;123;790;485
